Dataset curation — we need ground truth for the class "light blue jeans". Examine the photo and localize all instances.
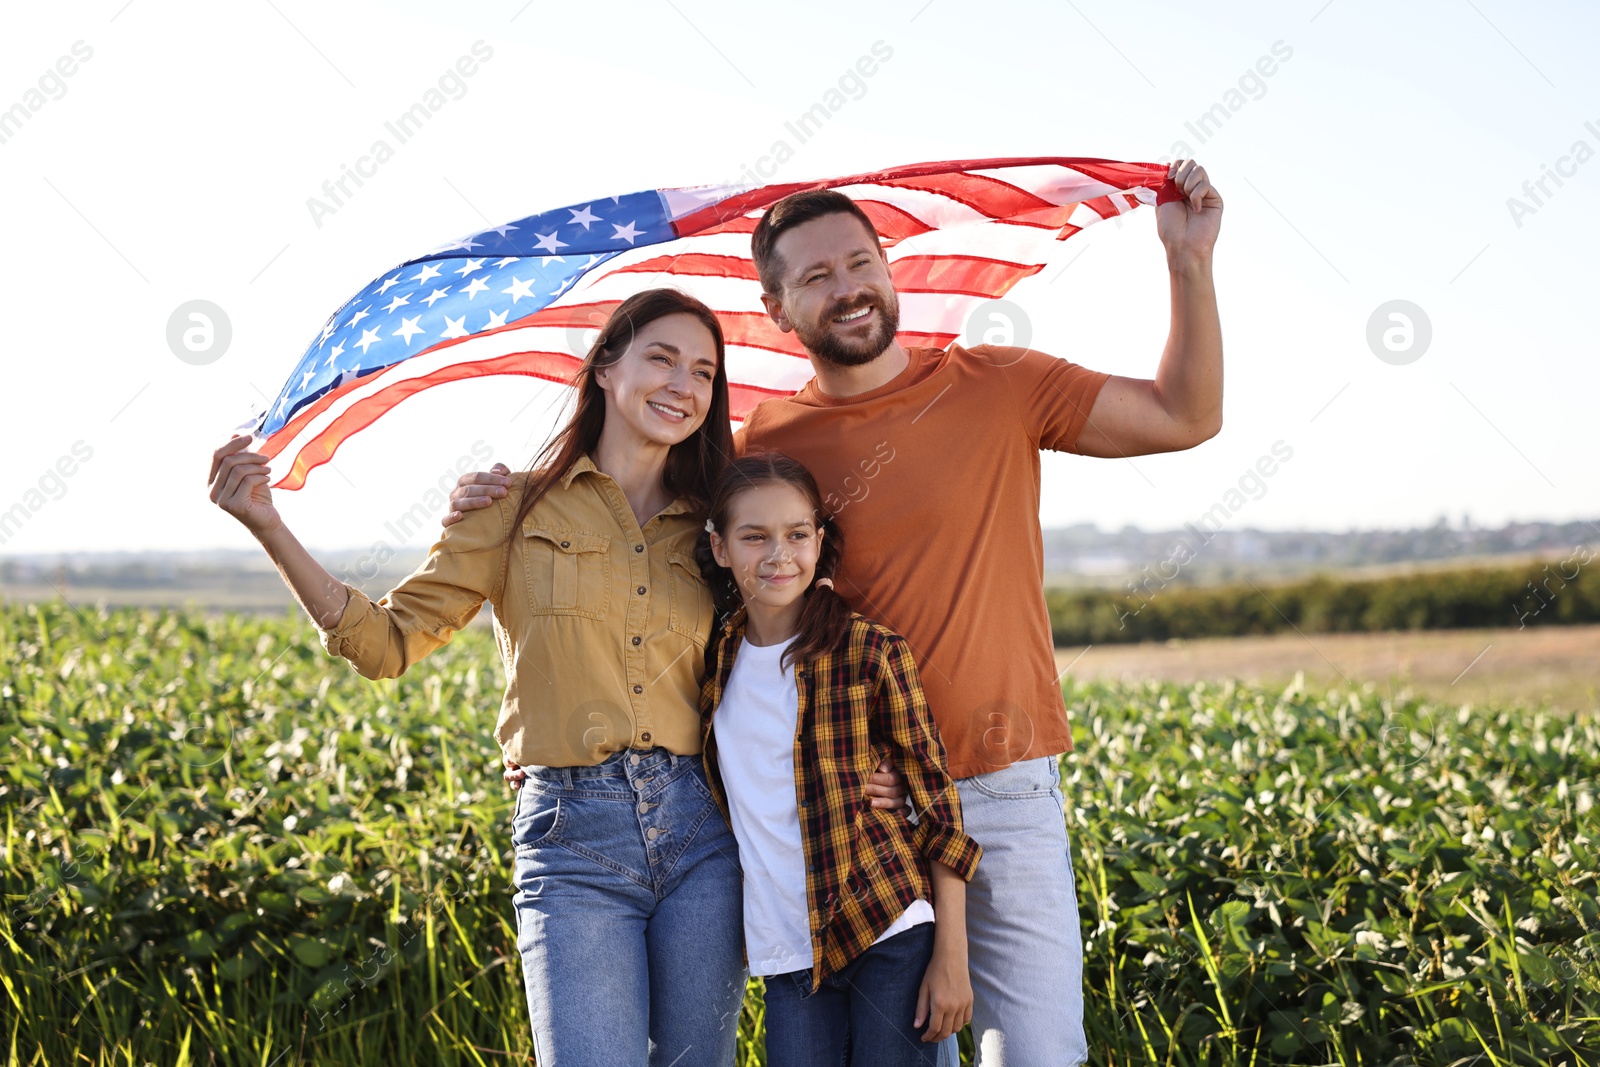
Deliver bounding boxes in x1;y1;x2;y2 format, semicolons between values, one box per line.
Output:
510;747;747;1066
937;754;1086;1067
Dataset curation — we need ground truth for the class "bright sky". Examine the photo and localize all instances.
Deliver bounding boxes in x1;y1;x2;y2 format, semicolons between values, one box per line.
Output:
1;0;1594;557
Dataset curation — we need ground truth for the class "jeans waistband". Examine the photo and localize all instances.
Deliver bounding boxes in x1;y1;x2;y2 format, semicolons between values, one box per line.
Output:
521;746;700;787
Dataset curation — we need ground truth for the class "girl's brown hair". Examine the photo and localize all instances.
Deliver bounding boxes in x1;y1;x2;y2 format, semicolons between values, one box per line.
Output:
504;288;735;574
695;451;852;671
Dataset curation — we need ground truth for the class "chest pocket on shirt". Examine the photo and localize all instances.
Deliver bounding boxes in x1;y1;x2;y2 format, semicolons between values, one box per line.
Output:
666;550;711;647
810;682;875;767
523;526;611;619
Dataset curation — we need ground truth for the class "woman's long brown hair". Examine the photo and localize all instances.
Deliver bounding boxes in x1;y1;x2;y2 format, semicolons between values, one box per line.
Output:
503;288;735;576
694;451;852;671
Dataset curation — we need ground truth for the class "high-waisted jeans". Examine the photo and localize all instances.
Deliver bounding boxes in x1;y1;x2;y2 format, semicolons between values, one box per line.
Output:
510;747;747;1066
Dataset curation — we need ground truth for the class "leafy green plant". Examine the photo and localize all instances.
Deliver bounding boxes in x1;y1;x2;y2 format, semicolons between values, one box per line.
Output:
3;601;1596;1065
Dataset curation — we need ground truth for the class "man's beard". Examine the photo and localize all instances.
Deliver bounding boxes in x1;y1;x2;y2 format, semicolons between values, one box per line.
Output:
792;291;901;368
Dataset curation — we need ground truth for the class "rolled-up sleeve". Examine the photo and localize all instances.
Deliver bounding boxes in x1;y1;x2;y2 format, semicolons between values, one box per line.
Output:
872;632;983;881
317;493;510;680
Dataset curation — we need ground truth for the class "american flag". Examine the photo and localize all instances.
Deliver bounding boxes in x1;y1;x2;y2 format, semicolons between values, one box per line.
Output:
253;156;1178;490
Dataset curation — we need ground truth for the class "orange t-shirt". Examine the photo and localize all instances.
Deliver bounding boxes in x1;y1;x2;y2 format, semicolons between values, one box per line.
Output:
735;343;1111;779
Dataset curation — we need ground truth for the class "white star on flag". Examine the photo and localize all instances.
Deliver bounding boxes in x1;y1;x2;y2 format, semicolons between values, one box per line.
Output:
501;276;537;303
534;231;568;253
393;316;425;345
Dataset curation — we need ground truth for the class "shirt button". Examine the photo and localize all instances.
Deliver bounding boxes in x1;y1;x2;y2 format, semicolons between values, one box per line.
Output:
560;540;570;548
635;544;644;553
637;585;647;595
633;684;643;694
641;731;652;742
632;636;641;646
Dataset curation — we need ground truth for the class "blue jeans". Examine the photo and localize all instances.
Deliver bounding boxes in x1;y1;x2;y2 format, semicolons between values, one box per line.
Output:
764;922;940;1067
510;748;747;1066
937;754;1086;1067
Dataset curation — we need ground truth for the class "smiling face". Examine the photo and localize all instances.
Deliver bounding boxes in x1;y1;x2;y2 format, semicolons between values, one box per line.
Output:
761;212;901;368
709;481;824;616
593;312;718;448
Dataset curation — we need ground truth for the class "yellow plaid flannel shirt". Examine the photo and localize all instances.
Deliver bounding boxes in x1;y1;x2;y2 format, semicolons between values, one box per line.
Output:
700;609;982;991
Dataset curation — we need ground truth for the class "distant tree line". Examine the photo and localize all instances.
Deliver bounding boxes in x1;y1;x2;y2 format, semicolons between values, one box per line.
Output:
1047;548;1598;645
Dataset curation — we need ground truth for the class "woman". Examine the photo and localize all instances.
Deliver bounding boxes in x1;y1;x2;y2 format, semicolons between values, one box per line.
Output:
208;288;747;1066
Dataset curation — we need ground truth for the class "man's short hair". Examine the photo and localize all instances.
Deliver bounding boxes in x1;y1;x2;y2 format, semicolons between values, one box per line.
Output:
750;189;883;295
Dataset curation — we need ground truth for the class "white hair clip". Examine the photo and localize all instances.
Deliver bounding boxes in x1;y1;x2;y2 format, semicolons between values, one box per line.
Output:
704;518;716;533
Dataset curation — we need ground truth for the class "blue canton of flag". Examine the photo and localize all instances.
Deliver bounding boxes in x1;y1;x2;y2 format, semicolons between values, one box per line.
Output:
258;191;672;437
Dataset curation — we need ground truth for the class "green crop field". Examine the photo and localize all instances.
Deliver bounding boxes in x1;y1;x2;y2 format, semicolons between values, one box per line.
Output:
4;600;1597;1065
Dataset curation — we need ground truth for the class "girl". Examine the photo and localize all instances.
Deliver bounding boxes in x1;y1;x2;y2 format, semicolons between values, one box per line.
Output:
696;451;982;1066
207;288;747;1066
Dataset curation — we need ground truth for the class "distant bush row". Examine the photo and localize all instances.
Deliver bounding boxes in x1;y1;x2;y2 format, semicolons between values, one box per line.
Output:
1047;547;1598;645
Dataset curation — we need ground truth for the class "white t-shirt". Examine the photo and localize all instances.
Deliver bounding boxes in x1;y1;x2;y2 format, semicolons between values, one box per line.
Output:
712;633;933;978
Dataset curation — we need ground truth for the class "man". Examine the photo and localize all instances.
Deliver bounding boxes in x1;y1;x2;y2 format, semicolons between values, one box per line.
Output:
447;159;1222;1064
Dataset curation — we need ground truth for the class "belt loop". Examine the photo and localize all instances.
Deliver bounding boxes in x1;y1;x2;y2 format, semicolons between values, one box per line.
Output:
561;766;574;789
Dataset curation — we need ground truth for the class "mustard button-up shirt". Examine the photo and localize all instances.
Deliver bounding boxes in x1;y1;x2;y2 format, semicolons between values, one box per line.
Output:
316;454;713;767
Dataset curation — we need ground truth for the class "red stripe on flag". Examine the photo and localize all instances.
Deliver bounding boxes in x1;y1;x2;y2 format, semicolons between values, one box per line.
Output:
609;253;761;281
992;204;1084;231
689;199;933;245
1080;195;1122;221
726;380;793;419
874;172;1057;221
718;310;956;357
267;350;585;489
262;303;611;463
670;157;1177;235
512;301;955;359
268;349;794;489
890;255;1043;298
719;311;809;357
694;215;760;236
516;300;623;329
854;200;936;242
691;214;758;235
262;310;614;454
